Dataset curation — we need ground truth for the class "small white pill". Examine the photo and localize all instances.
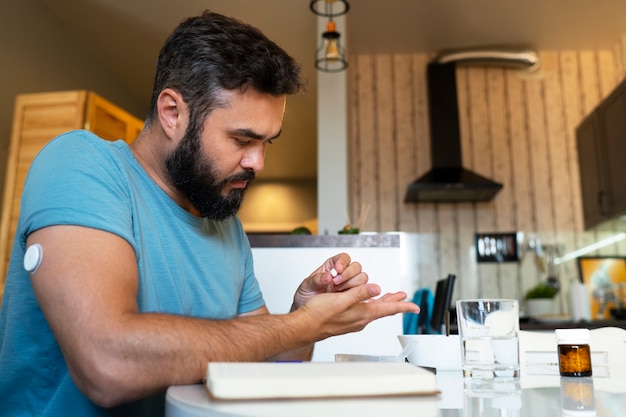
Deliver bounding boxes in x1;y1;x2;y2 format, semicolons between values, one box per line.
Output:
330;268;338;278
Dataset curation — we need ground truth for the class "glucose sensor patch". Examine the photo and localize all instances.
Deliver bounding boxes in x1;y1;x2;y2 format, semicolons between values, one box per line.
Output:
24;244;43;273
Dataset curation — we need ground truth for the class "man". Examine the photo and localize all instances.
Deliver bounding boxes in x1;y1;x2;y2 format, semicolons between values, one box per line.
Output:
0;11;418;416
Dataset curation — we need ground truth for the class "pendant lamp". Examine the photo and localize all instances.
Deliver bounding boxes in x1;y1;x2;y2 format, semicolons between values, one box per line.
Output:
310;0;349;72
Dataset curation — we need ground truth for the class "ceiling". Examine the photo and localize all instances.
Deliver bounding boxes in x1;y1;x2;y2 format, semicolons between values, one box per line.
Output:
40;0;626;181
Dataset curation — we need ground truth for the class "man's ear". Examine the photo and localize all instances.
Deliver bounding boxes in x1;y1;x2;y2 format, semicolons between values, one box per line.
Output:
157;88;187;140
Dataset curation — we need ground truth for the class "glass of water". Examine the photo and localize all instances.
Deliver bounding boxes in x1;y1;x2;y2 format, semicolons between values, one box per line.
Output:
456;299;520;381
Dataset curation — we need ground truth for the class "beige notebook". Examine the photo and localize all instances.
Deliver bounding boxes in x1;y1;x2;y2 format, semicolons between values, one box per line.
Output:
205;361;438;401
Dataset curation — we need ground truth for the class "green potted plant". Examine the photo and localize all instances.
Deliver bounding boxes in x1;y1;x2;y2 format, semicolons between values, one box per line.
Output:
525;283;559;318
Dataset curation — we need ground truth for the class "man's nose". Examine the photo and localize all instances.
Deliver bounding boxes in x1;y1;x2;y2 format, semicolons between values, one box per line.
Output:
241;145;265;172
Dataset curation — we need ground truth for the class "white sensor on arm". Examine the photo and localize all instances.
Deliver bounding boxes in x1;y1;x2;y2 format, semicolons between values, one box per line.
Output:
24;244;43;273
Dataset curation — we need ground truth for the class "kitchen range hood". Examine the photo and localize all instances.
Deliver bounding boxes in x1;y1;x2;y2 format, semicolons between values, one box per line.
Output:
404;49;539;203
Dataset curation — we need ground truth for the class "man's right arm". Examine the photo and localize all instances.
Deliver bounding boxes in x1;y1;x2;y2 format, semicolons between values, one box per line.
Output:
28;224;417;408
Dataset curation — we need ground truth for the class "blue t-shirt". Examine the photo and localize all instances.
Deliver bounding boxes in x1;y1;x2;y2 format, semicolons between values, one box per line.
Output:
0;130;265;416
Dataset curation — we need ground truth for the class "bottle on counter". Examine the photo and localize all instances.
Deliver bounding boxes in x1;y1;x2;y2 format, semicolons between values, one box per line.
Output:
555;328;592;377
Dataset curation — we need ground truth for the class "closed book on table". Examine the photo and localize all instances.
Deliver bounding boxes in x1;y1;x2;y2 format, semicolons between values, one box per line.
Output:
205;361;438;401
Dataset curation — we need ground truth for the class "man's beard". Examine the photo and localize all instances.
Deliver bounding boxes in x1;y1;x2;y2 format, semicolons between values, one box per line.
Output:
166;130;255;221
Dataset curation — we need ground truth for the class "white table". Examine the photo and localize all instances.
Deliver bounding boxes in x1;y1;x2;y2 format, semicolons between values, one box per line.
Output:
166;328;626;416
166;379;440;417
166;371;626;417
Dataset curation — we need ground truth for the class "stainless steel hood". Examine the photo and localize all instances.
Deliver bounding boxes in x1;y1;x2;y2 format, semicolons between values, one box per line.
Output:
404;49;539;203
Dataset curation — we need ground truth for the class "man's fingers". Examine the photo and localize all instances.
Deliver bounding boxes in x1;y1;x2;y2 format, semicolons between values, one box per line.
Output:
353;288;420;315
345;283;380;303
376;291;409;302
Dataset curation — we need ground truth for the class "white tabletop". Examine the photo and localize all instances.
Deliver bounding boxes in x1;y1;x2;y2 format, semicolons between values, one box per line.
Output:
166;328;626;417
166;371;626;417
166;382;440;417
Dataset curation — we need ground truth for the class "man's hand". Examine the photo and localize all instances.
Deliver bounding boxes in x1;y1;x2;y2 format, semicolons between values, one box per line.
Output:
295;276;420;341
291;253;368;310
288;252;420;339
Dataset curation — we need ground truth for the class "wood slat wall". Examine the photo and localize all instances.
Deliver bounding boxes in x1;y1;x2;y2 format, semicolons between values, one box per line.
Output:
348;47;626;310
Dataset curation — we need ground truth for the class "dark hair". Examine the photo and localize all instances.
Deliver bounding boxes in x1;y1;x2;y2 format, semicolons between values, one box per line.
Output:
145;10;304;132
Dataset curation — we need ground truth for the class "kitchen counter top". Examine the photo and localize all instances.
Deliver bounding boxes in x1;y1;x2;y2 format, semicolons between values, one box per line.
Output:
445;318;626;334
519;318;626;331
247;233;401;248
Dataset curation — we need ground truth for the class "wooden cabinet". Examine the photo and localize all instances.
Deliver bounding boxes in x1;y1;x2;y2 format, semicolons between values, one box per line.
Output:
599;85;626;219
86;92;144;142
577;113;606;229
576;79;626;230
0;91;143;299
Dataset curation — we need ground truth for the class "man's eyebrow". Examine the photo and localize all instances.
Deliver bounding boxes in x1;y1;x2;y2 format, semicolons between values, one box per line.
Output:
231;128;282;141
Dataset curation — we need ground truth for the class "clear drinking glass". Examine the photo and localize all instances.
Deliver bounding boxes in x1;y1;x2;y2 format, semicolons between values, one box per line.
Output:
456;299;520;381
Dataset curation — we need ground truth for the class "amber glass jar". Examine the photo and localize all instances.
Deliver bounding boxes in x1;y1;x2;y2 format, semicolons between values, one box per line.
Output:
555;329;592;377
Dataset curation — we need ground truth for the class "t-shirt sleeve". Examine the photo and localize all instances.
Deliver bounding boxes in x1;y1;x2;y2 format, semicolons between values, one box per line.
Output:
19;130;136;251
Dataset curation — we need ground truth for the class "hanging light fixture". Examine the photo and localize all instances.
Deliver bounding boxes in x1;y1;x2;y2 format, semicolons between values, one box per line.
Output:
310;0;349;72
315;19;348;72
309;0;350;18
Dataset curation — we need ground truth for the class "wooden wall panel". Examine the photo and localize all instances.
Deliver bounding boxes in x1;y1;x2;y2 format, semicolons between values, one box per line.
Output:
347;55;359;229
404;54;441;288
393;55;418;232
578;52;601;116
413;233;440;294
351;56;376;230
411;55;437;235
504;71;540;298
463;67;500;296
488;67;514;231
451;67;476;297
559;51;585;250
374;55;397;232
526;76;553;232
505;71;534;233
597;51;618;96
542;53;571;233
348;48;626;306
486;68;518;298
614;35;626;76
551;52;584;297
